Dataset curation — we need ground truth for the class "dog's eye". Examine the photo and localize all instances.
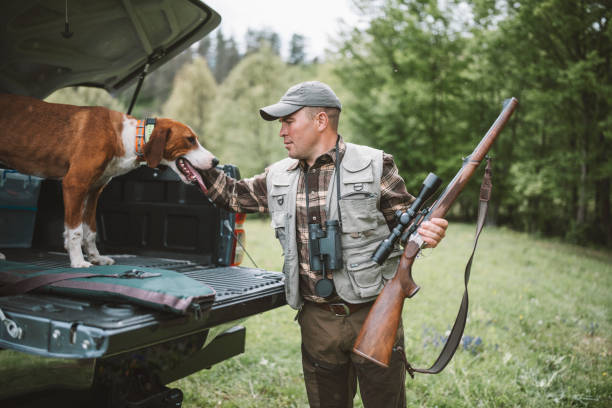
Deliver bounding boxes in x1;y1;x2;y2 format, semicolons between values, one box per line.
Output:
187;136;197;145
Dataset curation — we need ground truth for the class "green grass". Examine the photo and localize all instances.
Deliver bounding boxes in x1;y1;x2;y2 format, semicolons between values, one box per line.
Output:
172;217;612;407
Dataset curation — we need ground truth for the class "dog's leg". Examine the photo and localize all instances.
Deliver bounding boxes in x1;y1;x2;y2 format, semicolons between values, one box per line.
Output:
62;174;92;268
82;183;114;266
63;224;91;268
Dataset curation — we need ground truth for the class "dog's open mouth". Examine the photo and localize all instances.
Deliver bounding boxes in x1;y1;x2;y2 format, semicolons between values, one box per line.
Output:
176;157;208;194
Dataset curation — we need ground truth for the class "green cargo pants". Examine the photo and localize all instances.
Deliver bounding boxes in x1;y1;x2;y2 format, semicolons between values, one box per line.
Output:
297;301;407;408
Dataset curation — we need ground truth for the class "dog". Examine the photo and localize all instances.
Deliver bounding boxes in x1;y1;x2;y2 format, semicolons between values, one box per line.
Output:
0;93;217;267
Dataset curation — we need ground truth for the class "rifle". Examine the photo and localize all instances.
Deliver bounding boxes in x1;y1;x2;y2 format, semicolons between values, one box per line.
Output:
352;97;519;373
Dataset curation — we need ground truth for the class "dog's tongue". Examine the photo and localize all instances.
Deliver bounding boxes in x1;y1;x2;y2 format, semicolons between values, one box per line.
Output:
184;160;208;194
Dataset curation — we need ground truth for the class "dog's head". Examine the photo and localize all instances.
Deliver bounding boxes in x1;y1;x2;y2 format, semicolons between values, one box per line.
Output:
143;118;218;191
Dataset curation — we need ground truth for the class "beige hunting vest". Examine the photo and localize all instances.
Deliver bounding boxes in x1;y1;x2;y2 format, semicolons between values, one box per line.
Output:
266;143;402;309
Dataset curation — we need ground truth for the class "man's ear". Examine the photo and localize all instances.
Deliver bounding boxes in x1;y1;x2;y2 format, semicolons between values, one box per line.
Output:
143;127;169;168
315;111;329;131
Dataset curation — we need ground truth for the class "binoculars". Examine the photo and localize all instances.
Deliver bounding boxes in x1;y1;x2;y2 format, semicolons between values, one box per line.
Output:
308;220;343;298
308;220;343;272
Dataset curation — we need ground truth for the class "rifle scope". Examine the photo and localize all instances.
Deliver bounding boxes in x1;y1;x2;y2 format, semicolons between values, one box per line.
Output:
371;172;442;264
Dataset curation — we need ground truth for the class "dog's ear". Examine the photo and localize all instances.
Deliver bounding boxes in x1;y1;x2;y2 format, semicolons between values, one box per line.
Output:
143;127;169;168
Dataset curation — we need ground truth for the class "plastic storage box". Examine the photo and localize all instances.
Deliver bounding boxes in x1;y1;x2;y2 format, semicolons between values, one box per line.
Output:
0;169;43;248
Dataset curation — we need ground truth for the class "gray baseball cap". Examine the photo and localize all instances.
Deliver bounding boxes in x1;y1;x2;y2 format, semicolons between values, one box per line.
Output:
259;81;342;121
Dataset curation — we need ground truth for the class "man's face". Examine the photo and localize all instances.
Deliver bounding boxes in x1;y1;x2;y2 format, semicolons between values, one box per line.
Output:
279;108;320;162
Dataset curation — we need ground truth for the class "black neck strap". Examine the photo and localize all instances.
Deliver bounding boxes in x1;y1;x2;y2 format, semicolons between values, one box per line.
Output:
305;136;343;228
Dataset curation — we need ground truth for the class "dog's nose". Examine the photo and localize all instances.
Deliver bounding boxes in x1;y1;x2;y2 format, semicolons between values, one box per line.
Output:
212;157;219;168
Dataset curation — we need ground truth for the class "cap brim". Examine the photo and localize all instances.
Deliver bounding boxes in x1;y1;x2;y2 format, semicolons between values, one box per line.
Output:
259;102;302;121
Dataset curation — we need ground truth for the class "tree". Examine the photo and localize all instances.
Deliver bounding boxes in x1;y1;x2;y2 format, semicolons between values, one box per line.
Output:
212;30;242;83
335;0;473;198
161;57;217;142
471;0;611;244
288;34;307;65
335;0;611;246
46;87;125;111
125;50;194;116
245;28;281;56
204;47;295;177
196;37;212;60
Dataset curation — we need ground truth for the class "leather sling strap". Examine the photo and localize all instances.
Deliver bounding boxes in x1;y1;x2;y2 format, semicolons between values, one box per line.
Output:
398;157;493;378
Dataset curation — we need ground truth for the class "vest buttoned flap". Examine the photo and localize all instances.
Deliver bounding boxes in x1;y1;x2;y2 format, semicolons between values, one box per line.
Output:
270;173;291;211
270;173;291;255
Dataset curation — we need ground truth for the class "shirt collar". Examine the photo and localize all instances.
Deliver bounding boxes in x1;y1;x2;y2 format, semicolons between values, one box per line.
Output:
287;135;346;172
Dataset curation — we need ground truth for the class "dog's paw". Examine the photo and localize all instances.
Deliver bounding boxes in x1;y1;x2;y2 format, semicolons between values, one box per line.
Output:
71;260;93;268
0;252;5;260
90;255;115;266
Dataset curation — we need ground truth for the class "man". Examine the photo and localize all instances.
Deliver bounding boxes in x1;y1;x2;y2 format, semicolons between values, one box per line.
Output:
200;81;448;408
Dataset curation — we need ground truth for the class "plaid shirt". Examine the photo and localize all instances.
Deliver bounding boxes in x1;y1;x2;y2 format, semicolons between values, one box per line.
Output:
201;137;414;303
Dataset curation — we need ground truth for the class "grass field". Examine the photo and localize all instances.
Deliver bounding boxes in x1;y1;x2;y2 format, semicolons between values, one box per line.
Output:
173;217;612;407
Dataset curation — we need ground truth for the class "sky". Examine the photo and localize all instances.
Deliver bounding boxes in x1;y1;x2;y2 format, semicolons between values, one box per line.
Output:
203;0;365;60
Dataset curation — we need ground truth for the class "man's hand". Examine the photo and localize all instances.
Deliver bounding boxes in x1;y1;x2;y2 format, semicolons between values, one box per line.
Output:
417;217;448;248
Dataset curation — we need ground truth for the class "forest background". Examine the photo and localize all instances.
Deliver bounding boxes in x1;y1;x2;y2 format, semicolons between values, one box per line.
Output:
48;0;611;249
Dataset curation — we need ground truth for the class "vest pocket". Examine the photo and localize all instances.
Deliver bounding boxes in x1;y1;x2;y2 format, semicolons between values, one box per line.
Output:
345;256;384;298
343;242;401;298
270;184;289;212
271;211;288;255
339;196;381;234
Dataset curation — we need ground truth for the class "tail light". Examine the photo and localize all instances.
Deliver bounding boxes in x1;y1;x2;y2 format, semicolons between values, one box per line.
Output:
230;213;246;266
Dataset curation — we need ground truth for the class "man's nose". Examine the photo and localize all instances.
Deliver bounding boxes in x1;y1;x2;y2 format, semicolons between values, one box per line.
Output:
212;157;219;167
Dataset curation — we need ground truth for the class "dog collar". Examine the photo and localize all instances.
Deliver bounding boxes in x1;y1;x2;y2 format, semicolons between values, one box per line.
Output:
135;118;156;157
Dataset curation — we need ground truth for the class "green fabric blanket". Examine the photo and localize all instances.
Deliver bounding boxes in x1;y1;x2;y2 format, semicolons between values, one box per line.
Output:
0;260;215;314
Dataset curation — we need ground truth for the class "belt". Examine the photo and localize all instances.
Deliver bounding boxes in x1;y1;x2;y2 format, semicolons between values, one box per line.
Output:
307;300;374;317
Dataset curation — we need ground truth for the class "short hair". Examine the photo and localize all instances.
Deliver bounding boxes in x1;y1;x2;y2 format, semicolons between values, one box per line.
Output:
305;106;340;132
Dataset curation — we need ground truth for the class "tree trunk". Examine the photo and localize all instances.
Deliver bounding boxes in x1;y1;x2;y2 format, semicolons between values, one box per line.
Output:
577;159;587;225
595;177;611;246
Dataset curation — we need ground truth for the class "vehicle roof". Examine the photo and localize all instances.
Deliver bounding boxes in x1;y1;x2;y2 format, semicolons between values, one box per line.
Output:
0;0;220;98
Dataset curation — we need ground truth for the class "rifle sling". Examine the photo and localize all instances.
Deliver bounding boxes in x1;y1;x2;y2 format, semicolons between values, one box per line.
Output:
399;158;493;378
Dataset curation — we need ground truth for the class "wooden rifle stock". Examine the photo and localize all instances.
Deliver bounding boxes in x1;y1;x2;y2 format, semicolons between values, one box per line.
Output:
353;97;519;368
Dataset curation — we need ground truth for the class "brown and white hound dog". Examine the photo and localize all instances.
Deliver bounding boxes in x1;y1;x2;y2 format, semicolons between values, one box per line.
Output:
0;93;216;267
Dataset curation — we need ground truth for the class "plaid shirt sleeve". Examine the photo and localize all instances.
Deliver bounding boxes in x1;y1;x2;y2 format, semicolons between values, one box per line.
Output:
380;153;415;230
199;167;269;213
